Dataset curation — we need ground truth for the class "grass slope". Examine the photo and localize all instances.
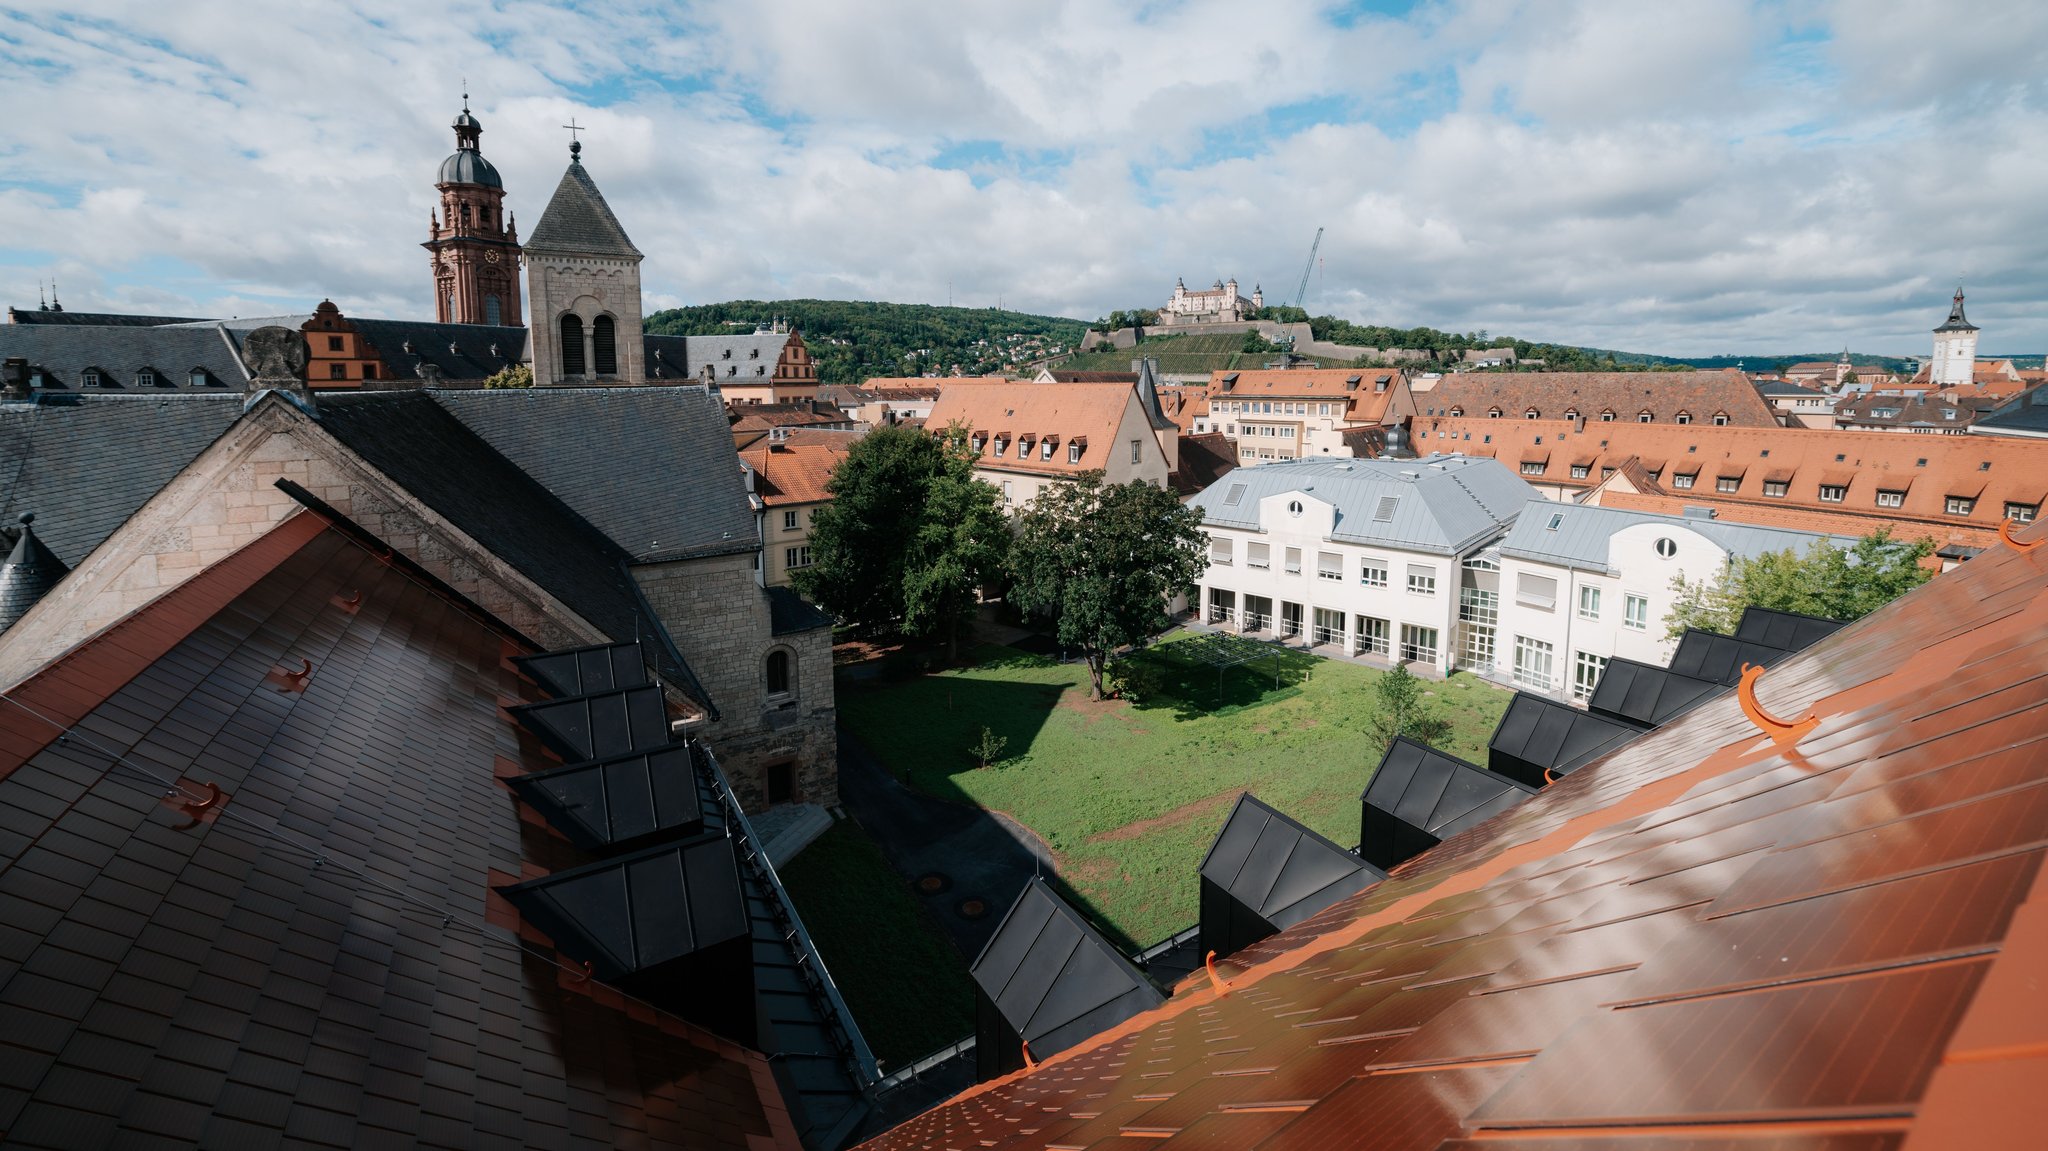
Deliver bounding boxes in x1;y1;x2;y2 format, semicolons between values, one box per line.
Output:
777;817;976;1067
837;640;1513;949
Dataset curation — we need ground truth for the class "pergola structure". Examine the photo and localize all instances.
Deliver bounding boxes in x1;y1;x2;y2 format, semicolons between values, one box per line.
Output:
1173;631;1293;699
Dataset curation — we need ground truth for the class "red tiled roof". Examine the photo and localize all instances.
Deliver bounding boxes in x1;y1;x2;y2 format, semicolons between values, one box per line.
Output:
861;517;2048;1149
0;521;802;1148
928;381;1138;476
1206;368;1407;424
1420;369;1778;427
1418;415;2048;548
738;430;860;505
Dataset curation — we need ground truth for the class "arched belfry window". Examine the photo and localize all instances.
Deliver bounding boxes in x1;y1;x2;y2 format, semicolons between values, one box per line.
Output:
766;649;793;698
484;295;501;325
593;315;617;375
559;313;586;375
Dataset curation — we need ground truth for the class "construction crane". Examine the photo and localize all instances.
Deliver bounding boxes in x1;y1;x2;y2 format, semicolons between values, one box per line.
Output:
1291;226;1324;312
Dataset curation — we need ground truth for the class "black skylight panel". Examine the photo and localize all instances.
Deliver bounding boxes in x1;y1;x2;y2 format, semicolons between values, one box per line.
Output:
1733;605;1845;652
497;831;754;1041
509;744;702;852
1199;792;1382;962
1361;737;1536;871
1666;628;1790;686
511;683;670;761
516;639;651;697
1487;692;1645;789
1586;658;1724;728
970;877;1164;1083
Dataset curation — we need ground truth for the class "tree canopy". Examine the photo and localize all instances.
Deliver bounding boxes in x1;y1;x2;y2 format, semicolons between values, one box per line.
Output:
1666;529;1937;639
644;299;1087;385
792;425;1008;652
1008;474;1209;699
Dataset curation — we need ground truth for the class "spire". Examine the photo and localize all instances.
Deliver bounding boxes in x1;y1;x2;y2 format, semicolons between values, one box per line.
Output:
1935;286;1978;333
526;150;641;259
1;513;70;632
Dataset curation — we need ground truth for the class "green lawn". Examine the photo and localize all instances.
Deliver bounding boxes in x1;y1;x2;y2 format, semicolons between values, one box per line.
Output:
837;638;1513;949
777;817;976;1067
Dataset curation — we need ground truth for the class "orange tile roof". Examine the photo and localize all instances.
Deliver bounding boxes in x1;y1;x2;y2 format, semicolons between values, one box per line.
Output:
927;381;1138;476
1155;385;1210;434
859;516;2048;1149
1420;369;1778;427
1207;368;1406;423
1419;415;2048;548
737;430;860;505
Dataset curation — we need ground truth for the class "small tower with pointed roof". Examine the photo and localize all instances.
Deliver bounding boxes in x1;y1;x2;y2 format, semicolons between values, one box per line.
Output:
524;135;647;386
423;94;523;327
1931;287;1980;387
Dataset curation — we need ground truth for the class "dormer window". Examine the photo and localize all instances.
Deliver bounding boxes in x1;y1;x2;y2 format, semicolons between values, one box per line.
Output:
82;368;105;388
971;435;986;453
1067;442;1081;464
1524;408;1539;419
1675;411;1692;425
757;365;766;375
1487;407;1502;419
136;367;159;388
1564;408;1579;422
188;368;209;388
722;348;732;359
728;365;737;377
1712;412;1730;426
1638;410;1653;423
1448;406;1465;418
750;348;760;359
1041;440;1054;461
993;437;1008;458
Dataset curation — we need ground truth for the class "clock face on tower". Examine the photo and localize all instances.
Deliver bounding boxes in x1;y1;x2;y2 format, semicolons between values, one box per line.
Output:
485;251;500;264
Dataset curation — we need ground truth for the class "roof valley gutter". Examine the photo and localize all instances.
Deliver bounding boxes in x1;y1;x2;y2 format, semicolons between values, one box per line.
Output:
215;322;252;380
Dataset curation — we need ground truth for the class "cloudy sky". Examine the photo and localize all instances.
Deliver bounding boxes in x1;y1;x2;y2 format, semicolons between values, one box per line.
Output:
2;0;2043;355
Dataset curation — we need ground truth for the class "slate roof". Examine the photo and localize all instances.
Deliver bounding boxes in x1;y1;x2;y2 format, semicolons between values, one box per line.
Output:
0;393;243;566
1189;456;1538;555
313;391;713;710
525;158;643;259
6;307;209;326
660;332;798;382
1166;431;1237;497
0;514;69;632
1972;383;2048;439
857;514;2048;1151
0;519;803;1149
431;386;757;563
766;585;832;636
1497;499;1844;574
1420;369;1778;427
178;316;527;384
0;323;249;390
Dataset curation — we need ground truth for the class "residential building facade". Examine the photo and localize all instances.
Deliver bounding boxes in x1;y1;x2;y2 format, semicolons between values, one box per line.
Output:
1206;368;1416;465
926;378;1179;508
1187;457;1538;676
739;429;862;586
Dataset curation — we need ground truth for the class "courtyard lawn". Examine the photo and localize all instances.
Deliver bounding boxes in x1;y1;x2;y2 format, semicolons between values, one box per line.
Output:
777;816;976;1068
837;638;1514;949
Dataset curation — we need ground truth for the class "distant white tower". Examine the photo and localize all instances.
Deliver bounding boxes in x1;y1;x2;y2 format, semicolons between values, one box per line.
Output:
1930;287;1979;387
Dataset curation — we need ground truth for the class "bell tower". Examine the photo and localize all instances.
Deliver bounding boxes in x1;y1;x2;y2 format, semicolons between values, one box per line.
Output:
423;95;523;327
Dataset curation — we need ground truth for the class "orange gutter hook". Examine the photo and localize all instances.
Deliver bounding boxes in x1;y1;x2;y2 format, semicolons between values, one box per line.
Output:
1205;950;1230;997
568;960;593;984
172;781;223;830
331;589;363;614
1999;518;2042;553
269;658;313;693
1021;1041;1038;1070
1737;662;1819;749
1543;767;1559;785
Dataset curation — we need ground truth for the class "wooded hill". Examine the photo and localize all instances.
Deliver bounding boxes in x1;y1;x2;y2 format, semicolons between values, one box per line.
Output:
644;299;1088;386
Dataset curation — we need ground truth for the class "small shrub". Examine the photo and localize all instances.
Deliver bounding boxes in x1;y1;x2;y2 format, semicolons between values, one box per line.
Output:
968;725;1009;769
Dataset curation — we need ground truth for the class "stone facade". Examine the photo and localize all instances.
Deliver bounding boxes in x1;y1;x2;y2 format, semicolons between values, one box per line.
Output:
1930;288;1980;388
1161;277;1261;326
528;255;646;386
633;553;837;810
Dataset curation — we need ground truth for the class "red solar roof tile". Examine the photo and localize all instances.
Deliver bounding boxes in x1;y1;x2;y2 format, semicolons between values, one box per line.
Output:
858;520;2048;1150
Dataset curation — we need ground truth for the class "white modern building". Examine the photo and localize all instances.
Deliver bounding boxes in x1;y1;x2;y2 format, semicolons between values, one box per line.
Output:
1188;456;1539;676
1488;502;1847;700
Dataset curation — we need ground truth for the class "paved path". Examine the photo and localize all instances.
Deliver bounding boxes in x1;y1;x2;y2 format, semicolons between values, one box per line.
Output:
835;724;1053;961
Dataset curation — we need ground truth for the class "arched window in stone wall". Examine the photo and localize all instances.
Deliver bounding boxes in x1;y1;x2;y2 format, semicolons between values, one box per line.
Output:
766;648;794;699
560;313;586;375
484;295;501;325
593;315;617;375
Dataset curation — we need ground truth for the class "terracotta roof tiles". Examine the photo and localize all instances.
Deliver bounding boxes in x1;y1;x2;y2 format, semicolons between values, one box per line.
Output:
738;430;860;506
1206;368;1406;423
927;381;1139;476
1421;369;1777;427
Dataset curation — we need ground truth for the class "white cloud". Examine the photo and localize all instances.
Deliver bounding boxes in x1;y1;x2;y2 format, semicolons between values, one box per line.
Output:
0;0;2042;355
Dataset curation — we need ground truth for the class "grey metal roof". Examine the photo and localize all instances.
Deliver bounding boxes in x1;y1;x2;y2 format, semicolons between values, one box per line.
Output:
179;315;528;383
437;148;503;189
1497;499;1848;574
1753;379;1830;397
6;307;210;326
526;157;642;259
1187;455;1539;555
0;323;248;390
1973;385;2048;439
430;386;756;563
0;393;243;565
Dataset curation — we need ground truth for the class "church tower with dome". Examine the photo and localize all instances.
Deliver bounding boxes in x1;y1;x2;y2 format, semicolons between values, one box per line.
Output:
423;96;523;326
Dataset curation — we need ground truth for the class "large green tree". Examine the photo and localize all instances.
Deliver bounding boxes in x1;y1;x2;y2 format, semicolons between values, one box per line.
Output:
1008;474;1209;699
793;425;1007;650
1665;528;1936;639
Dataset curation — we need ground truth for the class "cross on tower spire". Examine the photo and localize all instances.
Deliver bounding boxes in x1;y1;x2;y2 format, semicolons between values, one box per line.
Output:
562;117;583;162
